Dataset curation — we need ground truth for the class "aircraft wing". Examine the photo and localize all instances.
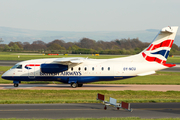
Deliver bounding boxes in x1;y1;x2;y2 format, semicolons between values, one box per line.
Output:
53;57;85;65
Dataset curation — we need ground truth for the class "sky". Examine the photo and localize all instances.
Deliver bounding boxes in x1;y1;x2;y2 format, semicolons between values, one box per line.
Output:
0;0;180;34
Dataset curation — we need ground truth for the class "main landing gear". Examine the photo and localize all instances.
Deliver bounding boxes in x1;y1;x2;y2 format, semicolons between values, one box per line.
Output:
70;83;83;88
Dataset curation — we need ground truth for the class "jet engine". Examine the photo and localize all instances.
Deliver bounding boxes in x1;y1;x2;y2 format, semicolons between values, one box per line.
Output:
40;64;68;73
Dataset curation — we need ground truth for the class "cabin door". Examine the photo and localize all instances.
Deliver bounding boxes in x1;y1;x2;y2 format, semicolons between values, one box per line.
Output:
114;64;123;77
28;64;35;79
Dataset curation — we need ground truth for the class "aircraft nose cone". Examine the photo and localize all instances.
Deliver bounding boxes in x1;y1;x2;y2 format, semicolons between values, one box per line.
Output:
1;71;10;80
1;73;5;79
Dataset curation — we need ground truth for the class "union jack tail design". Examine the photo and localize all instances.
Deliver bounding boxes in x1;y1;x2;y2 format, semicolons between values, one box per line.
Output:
142;26;178;67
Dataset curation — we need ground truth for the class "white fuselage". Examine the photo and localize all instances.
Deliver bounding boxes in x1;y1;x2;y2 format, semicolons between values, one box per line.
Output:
2;56;167;84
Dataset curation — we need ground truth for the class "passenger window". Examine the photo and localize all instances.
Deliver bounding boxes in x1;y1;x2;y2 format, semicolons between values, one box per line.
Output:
108;67;110;71
84;67;87;71
71;67;73;71
92;67;94;71
78;67;81;71
102;67;104;71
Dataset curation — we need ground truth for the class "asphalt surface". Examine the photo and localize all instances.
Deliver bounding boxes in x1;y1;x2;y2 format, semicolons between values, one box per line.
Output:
0;60;21;66
0;60;180;72
1;84;180;91
0;103;180;118
160;65;180;72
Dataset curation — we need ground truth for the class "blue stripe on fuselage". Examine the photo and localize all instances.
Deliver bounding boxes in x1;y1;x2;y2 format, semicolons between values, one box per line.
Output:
1;76;135;84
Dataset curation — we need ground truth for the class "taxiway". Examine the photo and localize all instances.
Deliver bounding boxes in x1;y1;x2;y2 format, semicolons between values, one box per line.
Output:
0;84;180;91
0;103;180;118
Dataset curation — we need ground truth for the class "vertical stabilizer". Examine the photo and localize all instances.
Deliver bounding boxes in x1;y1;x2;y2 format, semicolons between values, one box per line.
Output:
142;26;178;67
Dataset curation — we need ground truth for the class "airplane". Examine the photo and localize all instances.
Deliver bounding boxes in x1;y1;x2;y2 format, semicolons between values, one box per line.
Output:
1;26;178;88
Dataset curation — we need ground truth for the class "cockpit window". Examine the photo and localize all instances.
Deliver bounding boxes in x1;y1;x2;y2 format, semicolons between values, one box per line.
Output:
11;64;22;69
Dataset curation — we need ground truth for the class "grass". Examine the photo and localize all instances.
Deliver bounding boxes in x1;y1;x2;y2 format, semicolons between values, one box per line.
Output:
0;54;124;61
1;70;180;85
0;52;179;63
0;118;180;120
0;53;179;85
0;90;180;104
0;66;12;71
94;71;180;85
166;57;180;63
0;65;180;85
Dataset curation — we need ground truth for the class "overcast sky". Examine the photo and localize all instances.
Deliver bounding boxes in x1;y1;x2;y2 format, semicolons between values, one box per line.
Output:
0;0;179;34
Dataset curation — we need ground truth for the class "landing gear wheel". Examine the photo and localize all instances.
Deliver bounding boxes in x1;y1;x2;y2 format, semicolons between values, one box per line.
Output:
14;83;19;87
78;84;83;87
71;83;77;88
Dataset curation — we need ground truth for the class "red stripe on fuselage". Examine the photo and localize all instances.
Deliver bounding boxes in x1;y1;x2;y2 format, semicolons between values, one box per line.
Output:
146;39;173;51
26;64;40;67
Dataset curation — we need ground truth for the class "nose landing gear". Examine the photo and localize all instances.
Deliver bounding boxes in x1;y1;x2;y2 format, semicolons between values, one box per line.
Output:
13;81;20;87
14;83;19;87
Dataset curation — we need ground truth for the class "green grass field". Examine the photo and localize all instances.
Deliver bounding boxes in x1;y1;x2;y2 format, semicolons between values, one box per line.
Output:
0;53;179;84
0;90;180;104
0;66;180;85
94;71;180;85
0;52;179;63
0;53;124;60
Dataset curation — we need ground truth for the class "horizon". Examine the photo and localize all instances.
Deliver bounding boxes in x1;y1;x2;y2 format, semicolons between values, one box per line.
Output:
0;25;161;32
0;26;180;46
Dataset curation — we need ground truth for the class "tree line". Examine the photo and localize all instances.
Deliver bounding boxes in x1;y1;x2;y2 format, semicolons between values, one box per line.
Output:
0;38;179;55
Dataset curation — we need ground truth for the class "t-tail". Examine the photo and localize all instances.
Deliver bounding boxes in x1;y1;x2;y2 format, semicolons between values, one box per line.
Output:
141;26;178;67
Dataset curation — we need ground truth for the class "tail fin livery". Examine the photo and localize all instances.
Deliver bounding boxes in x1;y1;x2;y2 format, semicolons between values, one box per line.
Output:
142;26;178;67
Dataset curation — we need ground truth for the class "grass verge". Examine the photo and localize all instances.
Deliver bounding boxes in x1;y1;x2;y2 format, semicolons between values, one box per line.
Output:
0;54;123;61
94;71;180;85
0;53;179;63
1;70;180;84
0;90;180;104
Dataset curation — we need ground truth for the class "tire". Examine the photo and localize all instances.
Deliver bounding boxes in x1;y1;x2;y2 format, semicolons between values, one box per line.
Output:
14;83;19;87
71;83;77;88
78;84;83;87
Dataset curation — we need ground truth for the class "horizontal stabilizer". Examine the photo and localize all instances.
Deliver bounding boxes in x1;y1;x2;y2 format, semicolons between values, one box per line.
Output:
163;63;176;67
